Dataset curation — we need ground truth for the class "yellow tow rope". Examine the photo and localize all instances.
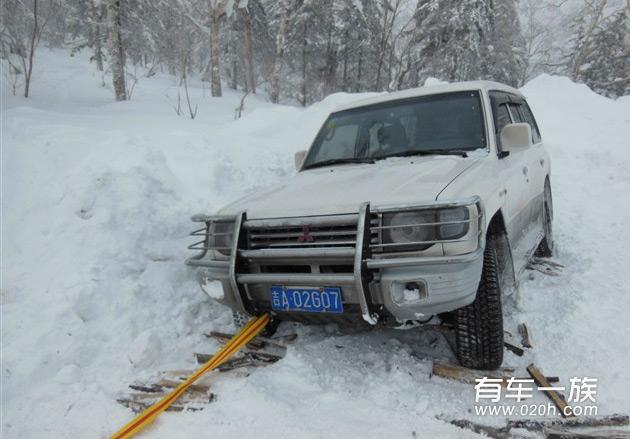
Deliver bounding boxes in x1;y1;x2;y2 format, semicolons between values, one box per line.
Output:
109;314;270;439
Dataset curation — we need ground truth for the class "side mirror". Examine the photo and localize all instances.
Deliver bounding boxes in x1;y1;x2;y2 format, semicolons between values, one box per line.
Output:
500;123;532;152
294;150;307;170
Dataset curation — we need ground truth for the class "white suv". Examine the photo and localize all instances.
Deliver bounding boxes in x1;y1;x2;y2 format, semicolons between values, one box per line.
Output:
187;81;553;369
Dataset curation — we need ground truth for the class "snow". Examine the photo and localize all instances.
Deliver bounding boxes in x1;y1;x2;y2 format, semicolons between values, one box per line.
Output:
2;50;630;438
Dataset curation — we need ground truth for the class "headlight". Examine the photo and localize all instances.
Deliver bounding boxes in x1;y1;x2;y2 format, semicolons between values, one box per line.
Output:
381;206;470;252
438;207;469;239
209;220;235;257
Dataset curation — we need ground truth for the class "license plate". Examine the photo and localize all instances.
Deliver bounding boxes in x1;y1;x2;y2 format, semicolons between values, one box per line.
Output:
270;286;343;313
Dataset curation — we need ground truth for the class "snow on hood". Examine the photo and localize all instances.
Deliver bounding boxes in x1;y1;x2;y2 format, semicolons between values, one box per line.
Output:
219;155;481;218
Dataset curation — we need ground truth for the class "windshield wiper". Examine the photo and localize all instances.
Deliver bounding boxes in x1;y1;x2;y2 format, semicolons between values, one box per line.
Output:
374;149;470;160
303;157;376;170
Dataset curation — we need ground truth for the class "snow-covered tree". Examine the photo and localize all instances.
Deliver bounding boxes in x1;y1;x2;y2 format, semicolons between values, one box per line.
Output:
570;5;629;98
412;0;493;83
0;0;53;97
487;0;526;86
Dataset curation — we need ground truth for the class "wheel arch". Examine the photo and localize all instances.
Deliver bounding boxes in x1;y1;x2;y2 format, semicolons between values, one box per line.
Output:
485;208;517;292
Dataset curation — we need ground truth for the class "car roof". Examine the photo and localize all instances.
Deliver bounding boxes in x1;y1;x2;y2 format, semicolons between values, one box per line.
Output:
332;80;523;113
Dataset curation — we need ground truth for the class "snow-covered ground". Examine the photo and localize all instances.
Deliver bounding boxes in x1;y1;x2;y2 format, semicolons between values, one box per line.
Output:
2;50;629;438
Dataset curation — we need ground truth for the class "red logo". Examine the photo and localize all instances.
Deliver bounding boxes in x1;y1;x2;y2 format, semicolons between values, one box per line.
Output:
297;225;314;243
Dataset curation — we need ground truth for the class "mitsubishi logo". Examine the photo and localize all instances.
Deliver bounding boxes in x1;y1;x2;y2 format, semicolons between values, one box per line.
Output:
297;225;314;243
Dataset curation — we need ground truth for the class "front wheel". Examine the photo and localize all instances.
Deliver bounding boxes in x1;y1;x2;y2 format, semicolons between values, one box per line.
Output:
454;238;504;370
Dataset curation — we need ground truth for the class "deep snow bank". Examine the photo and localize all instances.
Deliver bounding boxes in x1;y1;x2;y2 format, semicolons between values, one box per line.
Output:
2;51;629;438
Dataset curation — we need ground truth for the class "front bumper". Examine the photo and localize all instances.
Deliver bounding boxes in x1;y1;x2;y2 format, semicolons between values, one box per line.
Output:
186;197;484;326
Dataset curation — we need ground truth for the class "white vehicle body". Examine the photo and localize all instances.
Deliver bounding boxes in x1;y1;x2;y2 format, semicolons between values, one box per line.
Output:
187;80;551;330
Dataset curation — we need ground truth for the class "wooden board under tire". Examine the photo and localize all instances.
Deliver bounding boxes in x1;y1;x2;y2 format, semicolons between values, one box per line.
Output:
117;332;297;413
443;414;629;438
527;363;574;418
431;362;558;387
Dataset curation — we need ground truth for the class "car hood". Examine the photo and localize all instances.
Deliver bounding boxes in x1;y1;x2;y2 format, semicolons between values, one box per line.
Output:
219;156;481;219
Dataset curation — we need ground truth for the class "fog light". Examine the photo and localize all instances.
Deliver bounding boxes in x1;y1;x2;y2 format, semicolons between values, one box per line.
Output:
392;288;405;303
391;281;428;305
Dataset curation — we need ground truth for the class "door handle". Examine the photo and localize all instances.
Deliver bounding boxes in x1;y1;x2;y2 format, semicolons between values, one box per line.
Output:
540;158;545;166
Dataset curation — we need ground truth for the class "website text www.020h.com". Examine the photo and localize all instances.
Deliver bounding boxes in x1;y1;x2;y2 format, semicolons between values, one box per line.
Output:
473;376;598;417
475;402;598;417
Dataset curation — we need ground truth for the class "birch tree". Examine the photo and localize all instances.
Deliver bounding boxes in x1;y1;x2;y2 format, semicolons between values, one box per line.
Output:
238;2;256;93
106;0;126;100
269;0;297;103
0;0;53;97
208;0;232;97
89;0;105;71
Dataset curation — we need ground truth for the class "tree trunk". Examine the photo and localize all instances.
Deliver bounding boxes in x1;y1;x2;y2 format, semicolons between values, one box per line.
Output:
94;31;104;71
92;1;104;71
210;10;222;97
240;6;256;94
24;0;39;98
299;19;308;106
230;55;238;90
374;8;389;90
270;0;291;104
341;31;348;92
106;0;127;101
355;47;363;92
322;26;337;96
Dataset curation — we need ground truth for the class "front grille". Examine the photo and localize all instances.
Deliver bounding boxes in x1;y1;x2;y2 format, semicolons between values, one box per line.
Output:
246;214;369;250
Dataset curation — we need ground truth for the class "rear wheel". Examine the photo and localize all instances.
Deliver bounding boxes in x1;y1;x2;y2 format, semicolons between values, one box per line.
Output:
535;181;554;257
454;238;504;370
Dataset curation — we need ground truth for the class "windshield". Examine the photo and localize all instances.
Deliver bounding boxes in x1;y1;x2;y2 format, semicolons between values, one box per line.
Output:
302;91;486;169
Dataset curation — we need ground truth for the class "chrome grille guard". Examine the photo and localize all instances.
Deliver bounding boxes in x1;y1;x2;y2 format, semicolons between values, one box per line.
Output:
186;196;484;325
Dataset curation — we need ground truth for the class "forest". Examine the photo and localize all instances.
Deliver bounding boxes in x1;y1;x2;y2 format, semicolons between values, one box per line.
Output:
2;0;628;105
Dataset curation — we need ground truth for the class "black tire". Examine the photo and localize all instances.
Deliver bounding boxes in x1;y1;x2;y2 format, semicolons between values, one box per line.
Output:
535;181;554;257
232;310;280;337
454;238;504;370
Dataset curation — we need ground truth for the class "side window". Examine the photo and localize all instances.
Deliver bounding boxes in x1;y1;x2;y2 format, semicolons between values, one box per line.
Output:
508;103;524;122
490;91;513;149
520;103;542;143
509;102;541;144
496;104;512;134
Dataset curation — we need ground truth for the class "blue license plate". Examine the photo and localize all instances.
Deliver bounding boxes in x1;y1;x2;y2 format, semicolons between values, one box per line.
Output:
270;286;343;313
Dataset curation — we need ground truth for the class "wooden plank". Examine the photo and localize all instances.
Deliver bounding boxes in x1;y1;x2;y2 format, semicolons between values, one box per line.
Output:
117;398;208;413
544;427;630;438
431;362;557;387
504;342;525;356
154;379;210;393
194;350;282;365
444;414;629;438
508;414;629;430
518;323;532;348
527;363;574;418
447;419;507;439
